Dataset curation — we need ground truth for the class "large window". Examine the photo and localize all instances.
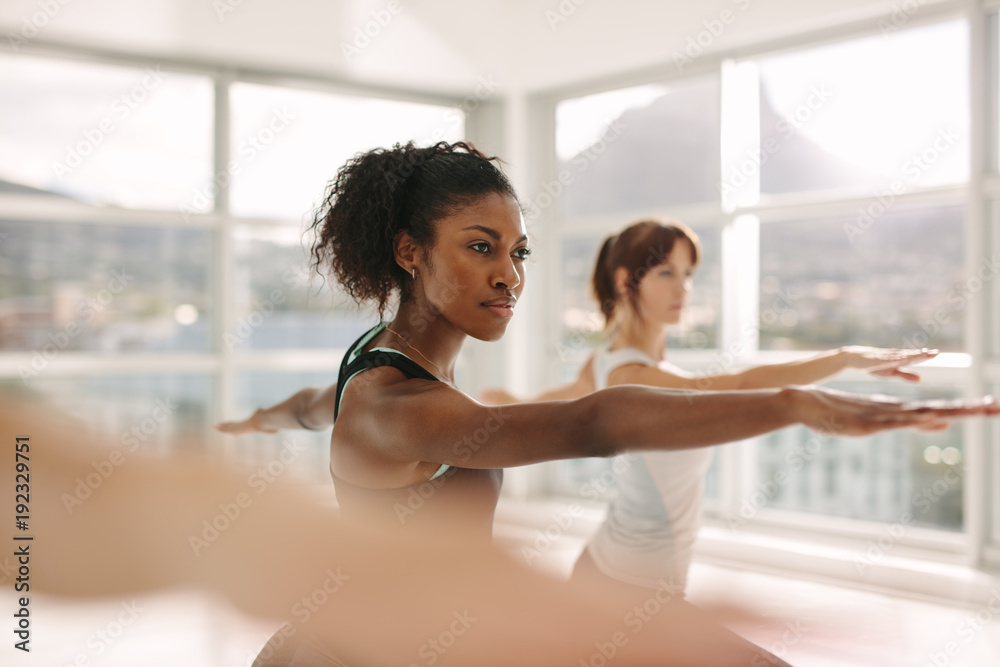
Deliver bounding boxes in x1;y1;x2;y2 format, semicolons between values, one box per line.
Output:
0;220;212;353
229;83;463;220
555;78;721;219
0;50;464;453
758;21;969;197
758;206;966;352
0;54;213;211
544;15;985;559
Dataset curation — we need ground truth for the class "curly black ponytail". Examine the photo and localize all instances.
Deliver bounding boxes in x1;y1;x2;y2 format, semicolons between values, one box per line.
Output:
309;141;517;318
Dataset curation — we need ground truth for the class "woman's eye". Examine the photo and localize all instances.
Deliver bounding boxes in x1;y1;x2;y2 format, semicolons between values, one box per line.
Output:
470;242;491;254
514;247;532;260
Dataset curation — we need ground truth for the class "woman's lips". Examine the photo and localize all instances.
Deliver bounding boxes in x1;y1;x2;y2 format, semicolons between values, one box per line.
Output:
483;304;514;318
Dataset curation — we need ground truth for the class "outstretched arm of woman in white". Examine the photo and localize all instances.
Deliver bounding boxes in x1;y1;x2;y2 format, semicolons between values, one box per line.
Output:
613;347;939;392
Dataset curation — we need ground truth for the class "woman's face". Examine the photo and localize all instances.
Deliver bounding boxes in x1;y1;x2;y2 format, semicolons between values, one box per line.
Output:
418;192;529;342
633;238;696;326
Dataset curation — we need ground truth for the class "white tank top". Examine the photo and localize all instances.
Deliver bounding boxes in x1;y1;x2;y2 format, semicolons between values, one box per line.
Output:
584;343;714;592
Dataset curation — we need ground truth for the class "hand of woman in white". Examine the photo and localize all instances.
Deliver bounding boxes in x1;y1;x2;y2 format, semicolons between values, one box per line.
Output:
213;408;279;435
790;385;998;436
839;346;939;382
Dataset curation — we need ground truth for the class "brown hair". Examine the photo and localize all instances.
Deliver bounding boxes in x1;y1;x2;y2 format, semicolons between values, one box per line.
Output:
591;219;701;327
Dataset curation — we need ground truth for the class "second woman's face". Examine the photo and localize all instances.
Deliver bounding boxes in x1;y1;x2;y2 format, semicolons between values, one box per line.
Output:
420;193;530;342
634;238;696;326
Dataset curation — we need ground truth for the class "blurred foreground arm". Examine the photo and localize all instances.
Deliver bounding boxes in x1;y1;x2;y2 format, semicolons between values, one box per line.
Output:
3;396;780;667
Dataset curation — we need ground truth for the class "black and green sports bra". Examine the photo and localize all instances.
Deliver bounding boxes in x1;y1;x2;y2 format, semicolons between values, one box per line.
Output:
330;323;502;542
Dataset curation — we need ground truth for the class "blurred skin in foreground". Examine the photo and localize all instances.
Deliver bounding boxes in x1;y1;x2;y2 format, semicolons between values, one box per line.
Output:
5;393;1000;664
0;395;804;666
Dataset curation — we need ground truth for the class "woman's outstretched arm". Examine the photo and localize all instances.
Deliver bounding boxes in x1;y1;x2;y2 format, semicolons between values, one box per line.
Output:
344;366;998;470
479;355;596;405
614;347;938;392
214;383;339;435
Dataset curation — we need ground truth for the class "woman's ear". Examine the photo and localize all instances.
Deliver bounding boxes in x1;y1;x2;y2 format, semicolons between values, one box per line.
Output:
393;230;418;275
614;266;631;297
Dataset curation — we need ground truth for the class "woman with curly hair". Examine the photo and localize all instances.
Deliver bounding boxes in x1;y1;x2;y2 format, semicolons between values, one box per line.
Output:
219;140;995;666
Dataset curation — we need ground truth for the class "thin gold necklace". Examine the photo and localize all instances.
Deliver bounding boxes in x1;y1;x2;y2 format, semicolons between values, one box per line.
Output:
383;324;455;387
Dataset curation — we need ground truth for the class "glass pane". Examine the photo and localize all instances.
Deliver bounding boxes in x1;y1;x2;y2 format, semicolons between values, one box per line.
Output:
753;382;964;531
232;225;375;350
703;447;722;500
233;372;336;482
0;220;212;353
230;83;464;220
560;225;722;361
988;202;1000;359
555;78;721;218
758;206;965;352
759;20;968;196
0;53;213;211
3;375;211;451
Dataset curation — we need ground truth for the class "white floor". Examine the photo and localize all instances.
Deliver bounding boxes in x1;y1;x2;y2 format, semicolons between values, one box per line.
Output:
8;504;1000;666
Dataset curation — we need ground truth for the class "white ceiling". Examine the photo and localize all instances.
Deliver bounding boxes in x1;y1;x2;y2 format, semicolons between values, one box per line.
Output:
0;0;944;95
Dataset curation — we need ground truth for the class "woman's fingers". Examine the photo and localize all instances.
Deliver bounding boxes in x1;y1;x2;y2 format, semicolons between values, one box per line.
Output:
803;389;998;436
863;396;999;431
868;367;921;382
861;349;937;370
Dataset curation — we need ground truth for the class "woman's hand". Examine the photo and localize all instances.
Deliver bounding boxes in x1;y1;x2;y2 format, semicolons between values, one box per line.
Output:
213;408;279;436
838;346;939;382
788;385;998;436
